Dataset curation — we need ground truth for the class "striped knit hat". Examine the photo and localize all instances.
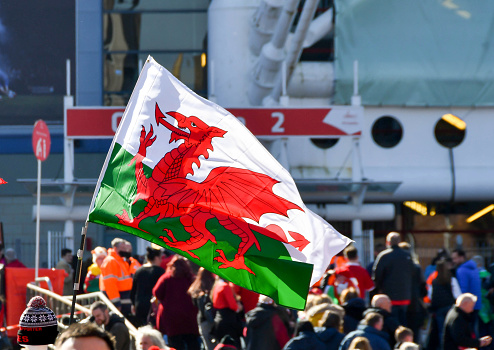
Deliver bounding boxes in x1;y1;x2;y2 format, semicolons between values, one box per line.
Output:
17;296;58;345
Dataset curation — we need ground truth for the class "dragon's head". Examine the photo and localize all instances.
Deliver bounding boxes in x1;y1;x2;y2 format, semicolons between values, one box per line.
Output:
155;103;226;172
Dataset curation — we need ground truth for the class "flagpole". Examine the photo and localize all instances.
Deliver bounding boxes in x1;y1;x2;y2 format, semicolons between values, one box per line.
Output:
69;222;88;324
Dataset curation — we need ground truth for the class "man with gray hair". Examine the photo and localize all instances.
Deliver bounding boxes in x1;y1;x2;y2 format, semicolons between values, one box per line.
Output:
100;238;134;317
443;293;492;349
4;248;26;268
372;232;414;325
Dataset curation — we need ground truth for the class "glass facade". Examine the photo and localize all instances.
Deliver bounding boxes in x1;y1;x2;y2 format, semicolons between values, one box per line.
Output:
103;0;208;106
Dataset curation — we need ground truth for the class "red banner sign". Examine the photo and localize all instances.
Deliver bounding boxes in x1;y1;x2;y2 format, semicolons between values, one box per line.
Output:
66;106;363;138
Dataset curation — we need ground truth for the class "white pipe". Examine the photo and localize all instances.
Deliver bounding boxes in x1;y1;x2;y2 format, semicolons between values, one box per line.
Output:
270;0;319;103
66;59;71;96
33;205;89;221
248;0;284;56
35;159;41;279
306;204;395;221
303;8;333;48
286;62;333;97
248;0;300;105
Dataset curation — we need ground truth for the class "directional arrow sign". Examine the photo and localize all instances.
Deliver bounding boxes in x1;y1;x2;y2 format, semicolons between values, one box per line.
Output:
227;107;363;137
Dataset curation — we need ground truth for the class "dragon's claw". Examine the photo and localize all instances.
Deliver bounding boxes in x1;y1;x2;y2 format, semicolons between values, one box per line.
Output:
214;249;255;275
116;210;131;224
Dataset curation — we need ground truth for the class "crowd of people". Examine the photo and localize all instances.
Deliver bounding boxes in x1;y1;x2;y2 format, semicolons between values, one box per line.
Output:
40;231;494;350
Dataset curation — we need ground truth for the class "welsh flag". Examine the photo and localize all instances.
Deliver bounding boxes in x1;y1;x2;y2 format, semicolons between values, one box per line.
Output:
88;56;350;309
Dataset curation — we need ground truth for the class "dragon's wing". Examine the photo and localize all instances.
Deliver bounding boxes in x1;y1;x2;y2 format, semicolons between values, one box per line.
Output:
161;167;303;222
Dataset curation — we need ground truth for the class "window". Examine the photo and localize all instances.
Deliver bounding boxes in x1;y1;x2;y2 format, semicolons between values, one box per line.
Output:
371;116;403;148
103;1;208;106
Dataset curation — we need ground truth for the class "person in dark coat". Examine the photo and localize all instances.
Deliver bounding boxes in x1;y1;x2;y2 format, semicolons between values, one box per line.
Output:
130;247;165;327
315;310;344;350
339;287;366;334
443;293;492;350
364;294;400;348
283;320;325;350
373;232;414;325
339;312;391;350
399;242;428;342
153;255;200;350
245;295;291;350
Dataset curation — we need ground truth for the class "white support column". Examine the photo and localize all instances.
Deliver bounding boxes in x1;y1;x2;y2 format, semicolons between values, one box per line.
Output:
64;64;75;251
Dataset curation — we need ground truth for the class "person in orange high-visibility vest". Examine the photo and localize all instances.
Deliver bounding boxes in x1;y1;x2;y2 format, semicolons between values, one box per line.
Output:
100;238;134;317
122;241;141;275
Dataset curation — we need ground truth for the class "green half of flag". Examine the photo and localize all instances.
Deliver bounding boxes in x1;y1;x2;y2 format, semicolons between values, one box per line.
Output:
89;142;313;310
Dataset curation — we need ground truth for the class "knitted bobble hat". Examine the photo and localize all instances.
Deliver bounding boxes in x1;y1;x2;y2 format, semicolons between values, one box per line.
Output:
17;296;58;345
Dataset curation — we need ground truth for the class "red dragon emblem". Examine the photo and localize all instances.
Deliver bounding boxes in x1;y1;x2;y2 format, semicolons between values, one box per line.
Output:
116;103;309;274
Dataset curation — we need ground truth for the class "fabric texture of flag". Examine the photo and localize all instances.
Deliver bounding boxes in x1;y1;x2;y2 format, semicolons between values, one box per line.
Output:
88;56;351;310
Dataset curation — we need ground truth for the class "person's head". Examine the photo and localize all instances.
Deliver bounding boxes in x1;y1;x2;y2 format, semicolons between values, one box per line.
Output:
435;258;453;285
395;326;414;343
363;312;384;331
371;294;392;313
319;310;342;330
167;255;192;279
145;246;162;266
398;342;419;350
456;293;477;314
451;249;466;267
294;320;314;336
61;249;73;263
348;336;372;350
55;323;115;350
340;287;359;304
91;247;107;267
111;238;131;259
187;267;216;298
123;242;133;254
90;302;110;326
344;245;358;261
5;248;16;263
386;232;401;247
136;326;167;350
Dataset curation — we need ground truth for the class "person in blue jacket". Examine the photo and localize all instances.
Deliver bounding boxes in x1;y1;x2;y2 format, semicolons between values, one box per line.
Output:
339;312;391;350
283;320;325;350
451;249;482;310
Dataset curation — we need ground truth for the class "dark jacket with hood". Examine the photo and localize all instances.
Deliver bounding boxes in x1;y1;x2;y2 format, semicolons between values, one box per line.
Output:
283;330;326;350
245;303;290;350
342;298;366;334
315;327;344;350
106;313;130;350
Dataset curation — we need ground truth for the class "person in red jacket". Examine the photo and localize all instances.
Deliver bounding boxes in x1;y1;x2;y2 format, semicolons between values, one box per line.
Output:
335;245;374;299
211;278;242;348
4;248;26;268
100;238;133;317
153;255;199;350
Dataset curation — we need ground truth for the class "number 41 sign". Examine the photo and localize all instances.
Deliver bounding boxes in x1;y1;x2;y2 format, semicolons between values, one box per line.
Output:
32;119;51;161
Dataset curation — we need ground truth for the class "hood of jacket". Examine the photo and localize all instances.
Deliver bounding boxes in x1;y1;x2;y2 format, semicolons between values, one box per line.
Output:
106;312;125;329
245;303;276;328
